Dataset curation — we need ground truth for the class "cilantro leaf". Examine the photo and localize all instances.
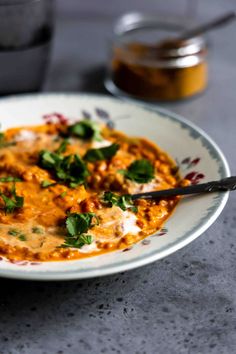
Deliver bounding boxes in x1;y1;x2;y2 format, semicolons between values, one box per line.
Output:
84;143;119;162
66;212;99;236
57;154;90;188
60;234;93;249
56;139;69;154
119;159;154;184
39;150;63;170
0;177;22;182
59;212;99;249
68;120;102;141
8;228;26;241
60;191;67;198
0;184;24;213
8;227;26;240
39;151;89;188
102;191;137;212
41;180;57;188
32;226;44;234
18;234;27;241
8;228;20;236
0;132;16;148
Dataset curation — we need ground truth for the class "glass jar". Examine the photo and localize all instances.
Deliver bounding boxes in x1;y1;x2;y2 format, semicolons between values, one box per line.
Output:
105;13;208;101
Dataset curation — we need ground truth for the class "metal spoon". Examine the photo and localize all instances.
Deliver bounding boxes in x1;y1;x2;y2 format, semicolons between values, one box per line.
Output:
179;11;236;40
131;176;236;200
158;12;236;49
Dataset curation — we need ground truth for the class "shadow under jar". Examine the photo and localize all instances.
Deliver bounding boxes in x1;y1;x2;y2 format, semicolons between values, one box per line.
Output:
0;0;54;94
106;14;208;101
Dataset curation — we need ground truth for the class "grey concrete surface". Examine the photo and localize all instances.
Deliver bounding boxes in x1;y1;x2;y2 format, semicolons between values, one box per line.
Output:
1;1;236;353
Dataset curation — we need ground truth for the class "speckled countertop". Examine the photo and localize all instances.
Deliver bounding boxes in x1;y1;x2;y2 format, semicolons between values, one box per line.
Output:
1;1;236;353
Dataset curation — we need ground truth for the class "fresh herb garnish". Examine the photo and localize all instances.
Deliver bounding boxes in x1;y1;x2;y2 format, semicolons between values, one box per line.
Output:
59;212;99;249
57;154;90;188
119;159;154;184
56;139;69;154
84;143;119;162
18;234;27;241
39;151;89;188
66;212;99;236
8;228;26;241
39;150;62;169
32;226;44;234
60;191;67;198
68;120;102;141
8;228;20;236
102;191;137;212
0;132;16;148
61;234;93;249
0;177;22;182
41;180;57;188
0;184;24;213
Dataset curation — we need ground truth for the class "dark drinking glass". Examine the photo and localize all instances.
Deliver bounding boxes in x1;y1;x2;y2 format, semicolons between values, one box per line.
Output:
0;0;54;94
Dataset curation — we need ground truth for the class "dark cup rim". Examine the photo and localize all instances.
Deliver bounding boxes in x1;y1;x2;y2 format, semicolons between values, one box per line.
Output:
0;40;51;55
0;0;44;7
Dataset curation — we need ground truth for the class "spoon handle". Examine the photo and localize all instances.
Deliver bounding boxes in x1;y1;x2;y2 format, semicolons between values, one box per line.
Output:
131;176;236;200
180;11;236;40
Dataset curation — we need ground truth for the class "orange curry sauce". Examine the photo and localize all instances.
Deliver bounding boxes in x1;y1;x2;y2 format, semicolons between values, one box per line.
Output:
0;120;187;261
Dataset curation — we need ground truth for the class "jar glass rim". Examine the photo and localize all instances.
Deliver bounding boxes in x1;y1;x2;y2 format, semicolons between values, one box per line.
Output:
112;12;207;58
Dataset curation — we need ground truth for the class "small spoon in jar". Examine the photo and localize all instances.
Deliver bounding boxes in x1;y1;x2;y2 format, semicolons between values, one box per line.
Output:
131;176;236;200
158;11;236;50
179;11;236;40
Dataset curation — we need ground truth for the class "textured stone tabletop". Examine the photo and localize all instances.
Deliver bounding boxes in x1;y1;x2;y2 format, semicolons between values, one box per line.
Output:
1;1;236;353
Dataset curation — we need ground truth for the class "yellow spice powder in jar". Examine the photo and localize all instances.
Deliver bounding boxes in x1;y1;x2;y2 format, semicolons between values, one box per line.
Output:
108;26;208;101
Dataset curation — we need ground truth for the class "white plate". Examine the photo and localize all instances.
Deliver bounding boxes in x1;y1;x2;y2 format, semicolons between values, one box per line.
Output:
0;93;230;280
